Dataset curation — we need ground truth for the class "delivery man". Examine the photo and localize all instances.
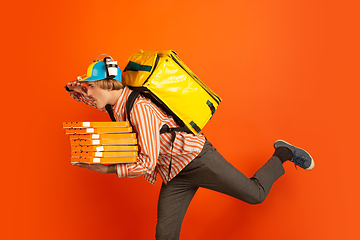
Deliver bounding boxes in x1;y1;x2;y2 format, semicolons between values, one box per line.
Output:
65;55;314;240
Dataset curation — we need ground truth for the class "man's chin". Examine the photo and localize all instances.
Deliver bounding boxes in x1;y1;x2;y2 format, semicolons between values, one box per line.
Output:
95;102;105;109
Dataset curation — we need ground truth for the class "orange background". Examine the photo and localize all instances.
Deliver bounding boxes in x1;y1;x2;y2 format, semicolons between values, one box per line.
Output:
1;0;359;239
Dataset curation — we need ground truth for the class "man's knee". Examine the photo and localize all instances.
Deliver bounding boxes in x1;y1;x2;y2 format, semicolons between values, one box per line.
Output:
247;194;266;205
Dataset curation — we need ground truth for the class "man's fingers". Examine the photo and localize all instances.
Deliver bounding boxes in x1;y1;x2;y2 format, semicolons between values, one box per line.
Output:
71;162;108;174
73;163;98;171
67;81;88;95
67;81;78;88
72;163;88;168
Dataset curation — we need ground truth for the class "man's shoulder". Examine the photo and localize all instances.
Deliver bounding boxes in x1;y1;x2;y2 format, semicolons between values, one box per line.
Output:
130;93;167;118
133;95;157;110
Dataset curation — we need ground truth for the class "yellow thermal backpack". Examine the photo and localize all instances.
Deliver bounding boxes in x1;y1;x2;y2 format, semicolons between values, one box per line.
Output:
121;50;222;135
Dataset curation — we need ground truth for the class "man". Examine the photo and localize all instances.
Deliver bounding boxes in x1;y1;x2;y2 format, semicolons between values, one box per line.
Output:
66;56;314;240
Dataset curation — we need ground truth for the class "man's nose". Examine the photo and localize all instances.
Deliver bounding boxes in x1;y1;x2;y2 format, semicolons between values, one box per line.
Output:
87;89;92;97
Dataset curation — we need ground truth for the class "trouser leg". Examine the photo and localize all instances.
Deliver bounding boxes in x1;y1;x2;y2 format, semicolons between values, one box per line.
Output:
155;177;198;240
155;141;285;239
187;141;285;204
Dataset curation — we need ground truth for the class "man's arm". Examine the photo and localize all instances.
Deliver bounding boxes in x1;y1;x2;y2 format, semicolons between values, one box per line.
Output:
71;102;159;178
69;93;160;179
65;80;106;111
116;102;160;178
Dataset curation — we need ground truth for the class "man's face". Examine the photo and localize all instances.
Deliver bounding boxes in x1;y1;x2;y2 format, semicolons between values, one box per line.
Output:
86;82;111;109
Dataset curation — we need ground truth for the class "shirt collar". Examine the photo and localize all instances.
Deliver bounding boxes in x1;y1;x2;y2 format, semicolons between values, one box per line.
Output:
113;87;131;120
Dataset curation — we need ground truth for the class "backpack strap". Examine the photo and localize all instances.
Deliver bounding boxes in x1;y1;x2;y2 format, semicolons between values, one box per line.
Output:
160;124;189;134
105;104;116;122
125;91;140;130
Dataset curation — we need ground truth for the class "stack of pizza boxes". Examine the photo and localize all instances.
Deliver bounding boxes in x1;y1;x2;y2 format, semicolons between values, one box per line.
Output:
62;121;138;164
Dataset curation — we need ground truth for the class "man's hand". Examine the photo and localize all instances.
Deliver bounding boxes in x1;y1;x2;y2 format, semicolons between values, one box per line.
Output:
67;80;88;95
72;163;117;174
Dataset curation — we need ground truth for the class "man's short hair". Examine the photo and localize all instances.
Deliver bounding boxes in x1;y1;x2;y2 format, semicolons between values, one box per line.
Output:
94;79;124;90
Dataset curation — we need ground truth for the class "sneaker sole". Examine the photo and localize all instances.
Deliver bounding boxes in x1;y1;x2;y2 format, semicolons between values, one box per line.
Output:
274;139;315;170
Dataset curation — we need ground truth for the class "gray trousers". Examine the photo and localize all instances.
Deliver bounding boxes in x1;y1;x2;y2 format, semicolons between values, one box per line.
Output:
155;141;285;240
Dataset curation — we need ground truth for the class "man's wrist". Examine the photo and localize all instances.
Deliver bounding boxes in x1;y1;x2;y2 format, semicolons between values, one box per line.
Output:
106;165;117;174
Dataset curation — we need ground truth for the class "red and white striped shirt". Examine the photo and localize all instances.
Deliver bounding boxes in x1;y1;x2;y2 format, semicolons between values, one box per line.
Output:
68;86;206;184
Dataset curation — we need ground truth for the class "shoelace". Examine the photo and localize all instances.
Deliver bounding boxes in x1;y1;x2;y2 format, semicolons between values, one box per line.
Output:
292;150;307;169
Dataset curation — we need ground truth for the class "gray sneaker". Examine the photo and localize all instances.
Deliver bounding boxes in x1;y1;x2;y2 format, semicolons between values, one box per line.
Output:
274;140;315;170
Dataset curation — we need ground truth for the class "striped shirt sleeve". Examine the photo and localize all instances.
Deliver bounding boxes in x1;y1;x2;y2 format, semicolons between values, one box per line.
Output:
116;101;160;178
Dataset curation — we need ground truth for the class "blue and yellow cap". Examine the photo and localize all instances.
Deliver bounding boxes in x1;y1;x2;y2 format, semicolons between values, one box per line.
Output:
78;60;122;82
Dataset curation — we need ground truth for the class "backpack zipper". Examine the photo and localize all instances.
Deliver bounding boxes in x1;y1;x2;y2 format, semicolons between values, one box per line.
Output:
143;55;160;85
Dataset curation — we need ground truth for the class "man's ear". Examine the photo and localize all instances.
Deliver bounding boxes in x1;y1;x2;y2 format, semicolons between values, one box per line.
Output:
108;80;114;90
